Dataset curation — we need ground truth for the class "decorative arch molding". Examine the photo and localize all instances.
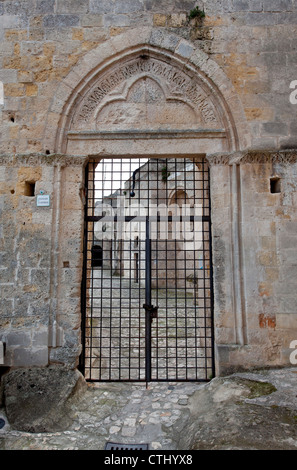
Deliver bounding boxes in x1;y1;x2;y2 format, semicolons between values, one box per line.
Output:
44;27;250;155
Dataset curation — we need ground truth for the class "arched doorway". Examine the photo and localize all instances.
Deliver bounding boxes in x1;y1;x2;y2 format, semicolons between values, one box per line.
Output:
52;45;241;155
49;33;247;381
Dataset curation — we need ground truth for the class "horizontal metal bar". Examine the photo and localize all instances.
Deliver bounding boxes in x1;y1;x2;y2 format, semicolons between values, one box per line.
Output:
86;215;211;222
85;378;212;383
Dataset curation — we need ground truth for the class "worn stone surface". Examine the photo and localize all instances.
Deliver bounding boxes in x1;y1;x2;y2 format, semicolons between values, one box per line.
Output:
178;369;297;450
0;0;297;153
0;1;297;377
2;366;87;433
0;367;296;450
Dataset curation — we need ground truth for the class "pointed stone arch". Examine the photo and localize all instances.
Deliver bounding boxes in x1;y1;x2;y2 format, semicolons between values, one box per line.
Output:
43;27;250;155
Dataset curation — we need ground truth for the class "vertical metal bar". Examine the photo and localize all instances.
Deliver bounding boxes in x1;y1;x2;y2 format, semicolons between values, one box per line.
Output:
138;158;142;380
128;159;132;380
172;159;177;380
145;216;152;383
183;158;188;380
90;163;96;381
99;160;104;380
202;158;207;380
79;163;89;375
208;165;216;379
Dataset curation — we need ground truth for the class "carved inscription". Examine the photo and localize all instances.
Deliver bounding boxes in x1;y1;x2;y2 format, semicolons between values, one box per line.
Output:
75;57;218;127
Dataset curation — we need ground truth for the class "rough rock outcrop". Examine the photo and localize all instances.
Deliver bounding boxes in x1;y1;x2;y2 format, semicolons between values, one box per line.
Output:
2;366;86;432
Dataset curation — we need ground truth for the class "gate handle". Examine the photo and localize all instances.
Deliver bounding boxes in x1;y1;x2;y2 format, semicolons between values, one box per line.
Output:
143;304;159;322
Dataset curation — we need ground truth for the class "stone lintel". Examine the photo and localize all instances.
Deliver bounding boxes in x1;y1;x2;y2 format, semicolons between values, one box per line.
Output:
67;129;227;140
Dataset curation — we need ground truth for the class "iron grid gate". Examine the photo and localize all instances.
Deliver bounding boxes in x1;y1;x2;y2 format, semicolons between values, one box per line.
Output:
80;157;215;382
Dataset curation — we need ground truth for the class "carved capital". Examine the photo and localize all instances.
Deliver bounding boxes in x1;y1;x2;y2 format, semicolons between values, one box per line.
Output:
206;149;297;166
0;154;88;167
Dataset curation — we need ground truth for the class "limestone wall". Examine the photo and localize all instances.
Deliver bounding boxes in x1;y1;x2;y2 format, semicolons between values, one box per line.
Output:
0;154;86;368
0;0;296;154
209;150;297;373
0;1;297;375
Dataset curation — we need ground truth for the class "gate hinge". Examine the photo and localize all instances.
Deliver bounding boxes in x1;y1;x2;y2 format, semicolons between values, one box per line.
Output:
143;304;159;322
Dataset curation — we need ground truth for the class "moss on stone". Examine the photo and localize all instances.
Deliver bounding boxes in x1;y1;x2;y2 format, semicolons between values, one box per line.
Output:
239;378;277;399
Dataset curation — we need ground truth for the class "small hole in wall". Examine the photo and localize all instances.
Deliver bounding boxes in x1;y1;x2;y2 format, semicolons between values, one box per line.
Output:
63;261;70;268
270;177;281;194
45;150;50;155
10;116;15;123
24;181;35;197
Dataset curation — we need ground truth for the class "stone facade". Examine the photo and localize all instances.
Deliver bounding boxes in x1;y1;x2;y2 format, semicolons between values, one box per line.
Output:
0;0;297;385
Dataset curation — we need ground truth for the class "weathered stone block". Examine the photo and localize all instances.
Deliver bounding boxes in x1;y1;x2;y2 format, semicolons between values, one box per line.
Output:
103;14;131;27
175;39;194;58
43;14;80;28
153;13;167;26
56;0;89;14
89;0;114;14
233;0;250;11
262;121;288;136
13;346;48;366
263;0;292;12
246;12;279;25
6;331;31;348
32;328;48;347
248;0;264;11
35;0;55;14
2;366;86;432
114;0;144;13
144;0;175;12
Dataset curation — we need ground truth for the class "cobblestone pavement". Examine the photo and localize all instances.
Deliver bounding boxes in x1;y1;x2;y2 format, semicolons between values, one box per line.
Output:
0;368;296;450
0;380;200;450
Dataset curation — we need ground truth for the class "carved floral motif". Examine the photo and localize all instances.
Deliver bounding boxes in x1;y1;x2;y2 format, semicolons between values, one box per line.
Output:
206;150;297;165
0;154;87;167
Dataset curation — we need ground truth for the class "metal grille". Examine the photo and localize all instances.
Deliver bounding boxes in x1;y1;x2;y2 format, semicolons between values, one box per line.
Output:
105;442;149;450
80;157;214;382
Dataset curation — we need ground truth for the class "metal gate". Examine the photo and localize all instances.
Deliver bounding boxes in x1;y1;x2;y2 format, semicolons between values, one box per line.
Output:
80;157;214;382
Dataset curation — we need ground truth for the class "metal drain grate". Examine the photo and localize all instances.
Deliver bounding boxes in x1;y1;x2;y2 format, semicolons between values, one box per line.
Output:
105;442;149;450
